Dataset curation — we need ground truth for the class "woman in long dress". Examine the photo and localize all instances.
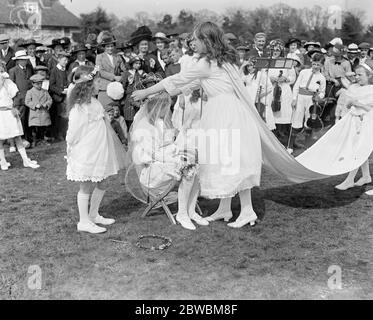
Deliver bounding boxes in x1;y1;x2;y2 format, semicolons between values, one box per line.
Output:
268;41;297;142
240;58;276;131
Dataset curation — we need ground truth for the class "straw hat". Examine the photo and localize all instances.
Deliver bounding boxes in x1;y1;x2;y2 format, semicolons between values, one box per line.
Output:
12;50;31;60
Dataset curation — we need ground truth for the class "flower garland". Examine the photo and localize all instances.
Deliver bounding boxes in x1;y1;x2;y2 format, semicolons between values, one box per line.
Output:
136;234;172;251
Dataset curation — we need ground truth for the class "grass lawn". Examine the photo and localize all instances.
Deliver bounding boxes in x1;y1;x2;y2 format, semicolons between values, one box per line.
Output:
0;141;372;300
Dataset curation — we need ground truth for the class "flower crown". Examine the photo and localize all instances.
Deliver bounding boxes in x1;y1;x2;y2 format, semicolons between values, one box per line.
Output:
73;65;100;84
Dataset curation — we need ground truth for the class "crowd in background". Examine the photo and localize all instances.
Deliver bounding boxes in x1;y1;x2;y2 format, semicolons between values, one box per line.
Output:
0;23;372;171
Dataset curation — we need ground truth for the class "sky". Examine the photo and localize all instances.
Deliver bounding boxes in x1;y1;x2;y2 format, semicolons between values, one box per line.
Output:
60;0;372;23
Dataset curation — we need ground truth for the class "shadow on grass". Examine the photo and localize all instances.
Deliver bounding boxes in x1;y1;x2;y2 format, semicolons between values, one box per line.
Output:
262;177;368;209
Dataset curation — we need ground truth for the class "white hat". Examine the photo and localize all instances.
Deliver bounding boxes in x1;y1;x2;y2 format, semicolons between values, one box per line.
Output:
329;37;343;46
12;50;31;60
347;43;360;53
107;82;124;101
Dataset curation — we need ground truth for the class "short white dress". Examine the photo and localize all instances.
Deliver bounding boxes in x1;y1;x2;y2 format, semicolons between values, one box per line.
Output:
162;58;262;199
66;98;127;182
0;78;23;140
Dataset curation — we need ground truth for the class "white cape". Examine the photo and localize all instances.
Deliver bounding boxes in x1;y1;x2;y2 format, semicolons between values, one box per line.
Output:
223;64;373;182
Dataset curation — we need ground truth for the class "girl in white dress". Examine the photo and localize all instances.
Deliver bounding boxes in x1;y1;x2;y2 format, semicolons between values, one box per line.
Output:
66;66;127;234
128;92;208;230
0;65;39;171
332;62;373;190
133;22;264;228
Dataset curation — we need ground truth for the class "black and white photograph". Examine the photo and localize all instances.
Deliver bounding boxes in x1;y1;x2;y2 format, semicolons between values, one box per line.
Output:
0;0;372;303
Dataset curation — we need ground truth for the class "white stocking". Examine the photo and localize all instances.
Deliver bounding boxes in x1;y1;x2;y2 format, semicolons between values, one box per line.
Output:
177;179;194;218
187;176;200;217
89;187;105;219
238;188;256;219
77;192;90;223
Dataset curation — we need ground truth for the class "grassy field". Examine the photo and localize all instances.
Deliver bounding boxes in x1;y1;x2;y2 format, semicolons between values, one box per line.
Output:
0;140;372;300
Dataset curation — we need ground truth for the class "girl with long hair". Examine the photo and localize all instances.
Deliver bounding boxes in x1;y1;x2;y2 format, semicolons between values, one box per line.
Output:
133;22;263;228
66;65;127;234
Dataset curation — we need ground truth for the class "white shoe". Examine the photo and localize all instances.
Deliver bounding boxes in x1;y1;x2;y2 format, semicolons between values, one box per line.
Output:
354;177;372;187
77;221;107;234
365;189;373;196
206;211;233;222
23;140;30;148
335;181;355;190
287;148;293;155
9;147;16;153
27;158;38;165
190;213;209;226
176;214;196;230
0;162;9;171
227;211;258;228
23;159;40;169
91;215;115;225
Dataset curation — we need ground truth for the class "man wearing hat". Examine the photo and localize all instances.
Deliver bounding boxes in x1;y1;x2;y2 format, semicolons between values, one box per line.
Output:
130;26;163;75
9;49;34;144
346;43;361;72
96;33;122;107
151;32;171;71
358;42;371;64
0;34;16;71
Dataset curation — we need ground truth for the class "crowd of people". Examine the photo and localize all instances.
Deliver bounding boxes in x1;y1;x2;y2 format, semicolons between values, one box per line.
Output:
1;22;373;233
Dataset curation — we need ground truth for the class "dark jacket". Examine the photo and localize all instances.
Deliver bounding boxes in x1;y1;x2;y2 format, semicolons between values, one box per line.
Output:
0;47;16;72
8;64;33;107
49;66;68;99
26;56;42;74
141;53;164;75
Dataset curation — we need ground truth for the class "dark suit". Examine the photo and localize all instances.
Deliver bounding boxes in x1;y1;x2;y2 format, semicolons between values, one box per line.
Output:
26;56;42;74
49;66;68;139
0;47;16;72
248;46;270;58
9;64;33;140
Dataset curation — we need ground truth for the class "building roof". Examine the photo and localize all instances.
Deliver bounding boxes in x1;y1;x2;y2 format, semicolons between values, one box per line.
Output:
0;0;80;28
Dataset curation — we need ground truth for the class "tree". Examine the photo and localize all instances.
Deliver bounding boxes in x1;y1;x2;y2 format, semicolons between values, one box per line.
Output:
157;14;177;32
80;7;112;38
341;11;365;44
177;10;195;32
